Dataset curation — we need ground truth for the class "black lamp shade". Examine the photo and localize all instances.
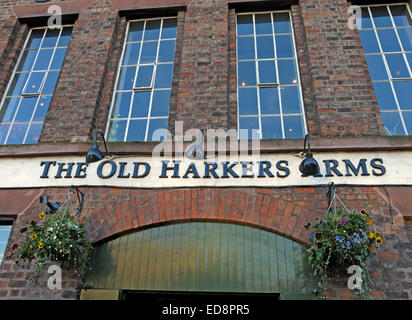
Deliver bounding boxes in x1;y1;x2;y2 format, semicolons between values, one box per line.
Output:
86;142;104;164
299;155;320;176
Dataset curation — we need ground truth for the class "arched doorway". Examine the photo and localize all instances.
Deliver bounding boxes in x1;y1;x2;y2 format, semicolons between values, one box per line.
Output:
81;222;316;300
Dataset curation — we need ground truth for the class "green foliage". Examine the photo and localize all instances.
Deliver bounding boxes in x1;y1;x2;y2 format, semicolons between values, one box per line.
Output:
307;208;382;299
16;210;93;283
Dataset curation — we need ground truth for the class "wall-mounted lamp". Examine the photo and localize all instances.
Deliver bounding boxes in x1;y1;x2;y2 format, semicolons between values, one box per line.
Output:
185;130;204;160
298;134;320;176
40;196;60;214
86;131;110;164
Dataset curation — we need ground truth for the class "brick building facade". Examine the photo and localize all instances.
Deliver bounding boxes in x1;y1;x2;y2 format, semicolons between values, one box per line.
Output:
0;0;411;301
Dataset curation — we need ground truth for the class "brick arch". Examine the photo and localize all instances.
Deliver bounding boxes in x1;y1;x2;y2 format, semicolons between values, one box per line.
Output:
83;187;324;244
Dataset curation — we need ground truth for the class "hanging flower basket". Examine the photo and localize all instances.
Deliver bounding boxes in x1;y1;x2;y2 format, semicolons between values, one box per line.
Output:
14;210;93;283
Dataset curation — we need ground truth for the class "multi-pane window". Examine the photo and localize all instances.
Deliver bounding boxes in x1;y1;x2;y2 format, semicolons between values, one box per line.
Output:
358;4;412;135
0;223;12;265
236;11;306;140
107;17;177;142
0;26;72;145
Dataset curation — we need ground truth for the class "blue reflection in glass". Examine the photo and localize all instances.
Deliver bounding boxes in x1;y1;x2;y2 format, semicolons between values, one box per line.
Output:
238;61;256;86
397;28;412;51
372;82;397;110
118;67;136;90
237;37;255;60
256;36;275;59
50;48;66;70
390;6;412;27
23;72;46;95
15;97;37;122
135;65;154;88
402;111;412;134
237;15;254;36
1;98;20;123
358;8;373;29
273;13;291;34
258;60;277;84
359;30;380;53
407;53;412;69
113;92;132;118
154;64;174;89
33;49;53;70
371;6;392;28
140;41;158;64
281;86;301;114
131;91;151;118
386;54;409;78
6;124;28;144
162;19;177;39
32;95;51;122
42;71;59;95
393;81;412;110
151;90;171;117
381;111;406;135
123;43;140;65
57;27;72;47
42;29;59;48
278;59;297;85
148;118;168;141
18;50;37;72
377;29;401;52
25;123;42;144
144;20;161;41
283;116;305;139
27;29;44;49
255;14;272;35
365;55;388;80
238;87;258;115
239;117;259;140
261;116;282;139
128;21;144;42
158;40;176;63
276;35;294;58
259;87;279;114
0;124;10;144
108;120;127;141
127;119;148;141
8;73;29;96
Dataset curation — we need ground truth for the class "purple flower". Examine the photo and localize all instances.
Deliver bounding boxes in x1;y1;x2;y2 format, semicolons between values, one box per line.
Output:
342;244;345;248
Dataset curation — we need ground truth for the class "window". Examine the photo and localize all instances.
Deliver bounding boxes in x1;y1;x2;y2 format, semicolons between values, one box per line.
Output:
236;11;307;140
107;17;177;142
0;26;73;145
357;4;412;135
0;222;12;265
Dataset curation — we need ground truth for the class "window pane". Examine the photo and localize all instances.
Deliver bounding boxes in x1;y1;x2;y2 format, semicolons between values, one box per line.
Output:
371;6;392;28
237;15;254;36
261;116;282;139
0;225;12;265
123;43;140;66
42;28;60;48
239;117;259;139
131;91;151;118
258;60;277;84
147;118;168;141
23;72;46;95
118;66;136;90
158;40;176;63
402;111;412;134
113;92;132;118
386;54;409;78
359;30;380;53
7;73;29;96
365;55;388;80
57;27;72;47
358;8;373;29
281;86;301;114
256;36;275;59
0;124;10;144
260;87;280;114
33;95;52;122
238;87;258;115
33;49;53;70
255;14;272;35
273;13;291;34
278;59;297;85
144;20;161;41
108;120;127;142
397;28;412;51
407;53;412;68
127;119;147;141
393;81;412;110
140;41;158;64
283;115;305;139
27;29;45;49
154;64;173;89
6;123;28;144
275;35;294;58
377;29;401;52
162;18;177;39
372;82;397;110
237;37;255;60
381;111;406;135
17;50;37;72
25;123;42;144
50;48;66;69
135;65;154;88
390;5;412;27
14;97;37;122
238;61;256;86
0;98;20;123
128;21;144;42
42;71;60;95
151;90;171;117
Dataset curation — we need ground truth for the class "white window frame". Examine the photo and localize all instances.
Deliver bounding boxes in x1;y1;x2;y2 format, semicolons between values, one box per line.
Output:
235;10;307;140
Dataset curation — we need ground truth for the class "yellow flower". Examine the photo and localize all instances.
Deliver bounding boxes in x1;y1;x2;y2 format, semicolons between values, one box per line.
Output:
29;245;33;249
62;248;68;254
31;234;37;240
39;212;45;219
369;232;375;239
376;236;382;245
366;220;373;225
38;242;44;249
